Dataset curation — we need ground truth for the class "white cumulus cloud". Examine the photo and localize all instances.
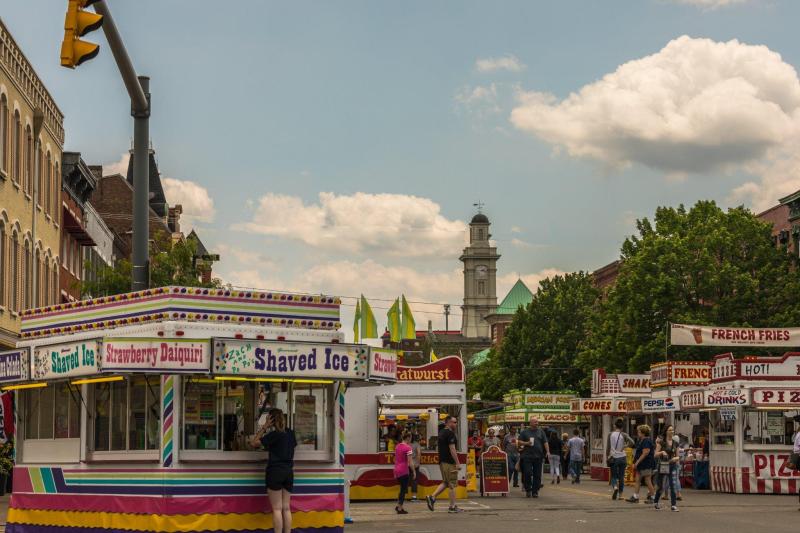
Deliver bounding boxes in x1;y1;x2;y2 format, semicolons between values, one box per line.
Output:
162;177;216;228
475;55;526;73
232;192;466;257
102;153;130;176
668;0;748;9
511;36;800;175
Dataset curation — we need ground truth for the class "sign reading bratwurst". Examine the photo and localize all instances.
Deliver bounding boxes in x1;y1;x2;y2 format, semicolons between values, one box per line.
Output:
213;339;368;380
671;323;800;347
102;337;210;373
397;356;465;382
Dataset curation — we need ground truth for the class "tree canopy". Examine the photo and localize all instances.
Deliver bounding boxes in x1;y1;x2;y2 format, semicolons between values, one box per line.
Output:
80;233;221;297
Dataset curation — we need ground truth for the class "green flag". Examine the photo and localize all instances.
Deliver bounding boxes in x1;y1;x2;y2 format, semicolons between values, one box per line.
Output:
360;295;378;339
353;299;361;343
387;298;401;343
401;295;416;340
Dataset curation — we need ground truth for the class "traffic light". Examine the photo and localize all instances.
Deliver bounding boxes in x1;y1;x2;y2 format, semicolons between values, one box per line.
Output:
60;0;103;69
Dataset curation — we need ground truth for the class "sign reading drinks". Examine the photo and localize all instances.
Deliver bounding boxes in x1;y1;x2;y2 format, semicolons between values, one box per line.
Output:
367;348;398;382
33;340;99;380
671;323;800;347
102;338;210;373
0;349;29;383
705;388;750;407
213;339;368;380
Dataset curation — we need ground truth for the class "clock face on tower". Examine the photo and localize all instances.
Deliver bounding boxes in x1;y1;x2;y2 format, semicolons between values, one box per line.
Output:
475;265;488;279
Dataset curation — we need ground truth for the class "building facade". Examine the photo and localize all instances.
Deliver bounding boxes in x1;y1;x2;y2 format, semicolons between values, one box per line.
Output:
460;212;500;339
483;278;534;347
60;152;97;302
0;18;63;349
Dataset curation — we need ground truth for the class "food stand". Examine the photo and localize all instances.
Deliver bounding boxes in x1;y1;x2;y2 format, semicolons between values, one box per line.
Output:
701;352;800;494
5;286;383;533
489;391;583;433
571;369;652;481
344;356;468;500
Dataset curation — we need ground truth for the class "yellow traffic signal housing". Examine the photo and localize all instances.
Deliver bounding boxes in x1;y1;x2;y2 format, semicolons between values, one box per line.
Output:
60;0;103;68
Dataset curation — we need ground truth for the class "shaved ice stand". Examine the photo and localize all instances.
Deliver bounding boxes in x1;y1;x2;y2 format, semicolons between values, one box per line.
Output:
6;286;387;533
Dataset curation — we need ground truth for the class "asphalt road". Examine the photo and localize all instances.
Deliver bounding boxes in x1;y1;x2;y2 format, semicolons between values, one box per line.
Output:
347;480;800;533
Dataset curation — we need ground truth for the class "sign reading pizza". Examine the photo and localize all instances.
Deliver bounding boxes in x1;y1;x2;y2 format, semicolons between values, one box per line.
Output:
671;323;800;347
680;390;705;409
752;388;800;407
397;356;464;382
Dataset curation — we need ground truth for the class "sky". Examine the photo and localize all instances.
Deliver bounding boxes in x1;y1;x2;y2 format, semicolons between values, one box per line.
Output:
5;0;800;338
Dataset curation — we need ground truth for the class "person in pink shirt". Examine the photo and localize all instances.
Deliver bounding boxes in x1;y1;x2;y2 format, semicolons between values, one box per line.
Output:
394;431;416;514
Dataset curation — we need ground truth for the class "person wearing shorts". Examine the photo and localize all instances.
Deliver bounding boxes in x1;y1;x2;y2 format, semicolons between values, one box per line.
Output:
253;408;297;533
626;424;656;504
427;416;462;513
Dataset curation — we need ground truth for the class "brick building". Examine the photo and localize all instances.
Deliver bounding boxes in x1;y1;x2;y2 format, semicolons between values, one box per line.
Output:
60;152;97;302
0;17;63;348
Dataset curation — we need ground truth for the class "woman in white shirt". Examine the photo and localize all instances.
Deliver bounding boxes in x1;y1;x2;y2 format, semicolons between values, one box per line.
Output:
608;418;634;501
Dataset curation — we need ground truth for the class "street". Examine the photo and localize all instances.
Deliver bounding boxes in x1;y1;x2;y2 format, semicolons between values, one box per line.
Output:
348;481;800;532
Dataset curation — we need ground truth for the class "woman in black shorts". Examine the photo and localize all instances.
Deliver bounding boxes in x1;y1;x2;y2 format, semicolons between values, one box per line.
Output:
253;408;297;533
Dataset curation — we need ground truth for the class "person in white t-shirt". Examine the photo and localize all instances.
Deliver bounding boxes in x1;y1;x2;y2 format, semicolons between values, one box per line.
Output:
607;418;634;501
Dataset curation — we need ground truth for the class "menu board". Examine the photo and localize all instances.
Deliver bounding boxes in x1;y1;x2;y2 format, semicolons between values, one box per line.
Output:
480;446;509;494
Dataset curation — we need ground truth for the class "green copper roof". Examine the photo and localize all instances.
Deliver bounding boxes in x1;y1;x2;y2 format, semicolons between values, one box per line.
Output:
495;279;533;315
469;348;491;368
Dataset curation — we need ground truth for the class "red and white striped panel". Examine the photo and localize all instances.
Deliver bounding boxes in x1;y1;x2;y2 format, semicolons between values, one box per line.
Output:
714;466;800;494
711;466;737;493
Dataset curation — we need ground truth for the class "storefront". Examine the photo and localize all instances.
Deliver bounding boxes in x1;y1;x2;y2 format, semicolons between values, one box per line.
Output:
701;352;800;494
344;356;468;500
6;286;383;533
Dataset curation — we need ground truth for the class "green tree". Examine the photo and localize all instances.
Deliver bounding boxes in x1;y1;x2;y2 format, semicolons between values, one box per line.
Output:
468;272;599;400
579;200;800;376
81;232;221;297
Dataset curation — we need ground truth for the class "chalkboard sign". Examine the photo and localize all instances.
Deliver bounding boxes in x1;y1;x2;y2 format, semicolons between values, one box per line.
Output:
480;445;509;495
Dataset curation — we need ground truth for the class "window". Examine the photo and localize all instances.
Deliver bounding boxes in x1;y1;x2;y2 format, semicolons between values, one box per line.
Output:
23;240;31;310
36;142;42;206
34;249;41;307
43;258;49;307
711;411;735;446
743;409;796;446
0;94;7;173
52;262;58;304
12;111;20;182
23;382;81;440
477;229;484;241
91;376;161;452
24;126;31;194
477;280;485;296
11;232;18;312
45;151;51;216
181;380;331;454
0;222;4;306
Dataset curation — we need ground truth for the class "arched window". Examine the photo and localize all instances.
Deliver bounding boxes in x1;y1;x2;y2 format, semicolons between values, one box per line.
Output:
12;110;20;182
0;222;5;307
43;258;49;307
52;261;58;304
45;151;52;216
23;240;31;310
10;232;19;312
36;141;43;206
24;125;32;194
35;248;41;307
0;94;7;173
53;161;60;223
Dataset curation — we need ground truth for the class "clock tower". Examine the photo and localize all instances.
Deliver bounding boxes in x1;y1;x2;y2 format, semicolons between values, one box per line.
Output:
460;211;500;338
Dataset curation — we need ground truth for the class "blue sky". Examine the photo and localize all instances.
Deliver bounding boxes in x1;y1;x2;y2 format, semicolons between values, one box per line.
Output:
5;0;800;335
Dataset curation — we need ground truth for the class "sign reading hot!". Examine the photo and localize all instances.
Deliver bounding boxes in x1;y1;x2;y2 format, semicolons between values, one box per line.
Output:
671;323;800;347
397;356;464;382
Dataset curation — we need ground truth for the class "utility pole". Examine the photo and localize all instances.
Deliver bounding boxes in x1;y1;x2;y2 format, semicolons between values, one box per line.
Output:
92;1;151;291
444;304;451;331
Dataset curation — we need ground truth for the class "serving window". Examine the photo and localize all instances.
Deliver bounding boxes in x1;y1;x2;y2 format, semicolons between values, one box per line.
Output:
711;411;735;447
377;402;463;453
90;376;161;455
181;379;333;459
743;409;797;446
23;382;80;440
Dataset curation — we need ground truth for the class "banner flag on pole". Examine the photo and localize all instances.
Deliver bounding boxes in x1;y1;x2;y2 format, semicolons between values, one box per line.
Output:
360;295;379;339
401;295;416;340
430;348;438;362
353;299;361;343
387;298;401;343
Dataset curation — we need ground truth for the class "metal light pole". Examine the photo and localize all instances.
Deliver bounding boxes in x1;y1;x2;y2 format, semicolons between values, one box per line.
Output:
93;1;151;291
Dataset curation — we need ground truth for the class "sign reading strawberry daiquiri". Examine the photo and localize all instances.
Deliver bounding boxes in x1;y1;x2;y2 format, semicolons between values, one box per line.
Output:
102;337;210;373
397;356;464;382
367;348;398;382
671;323;800;347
